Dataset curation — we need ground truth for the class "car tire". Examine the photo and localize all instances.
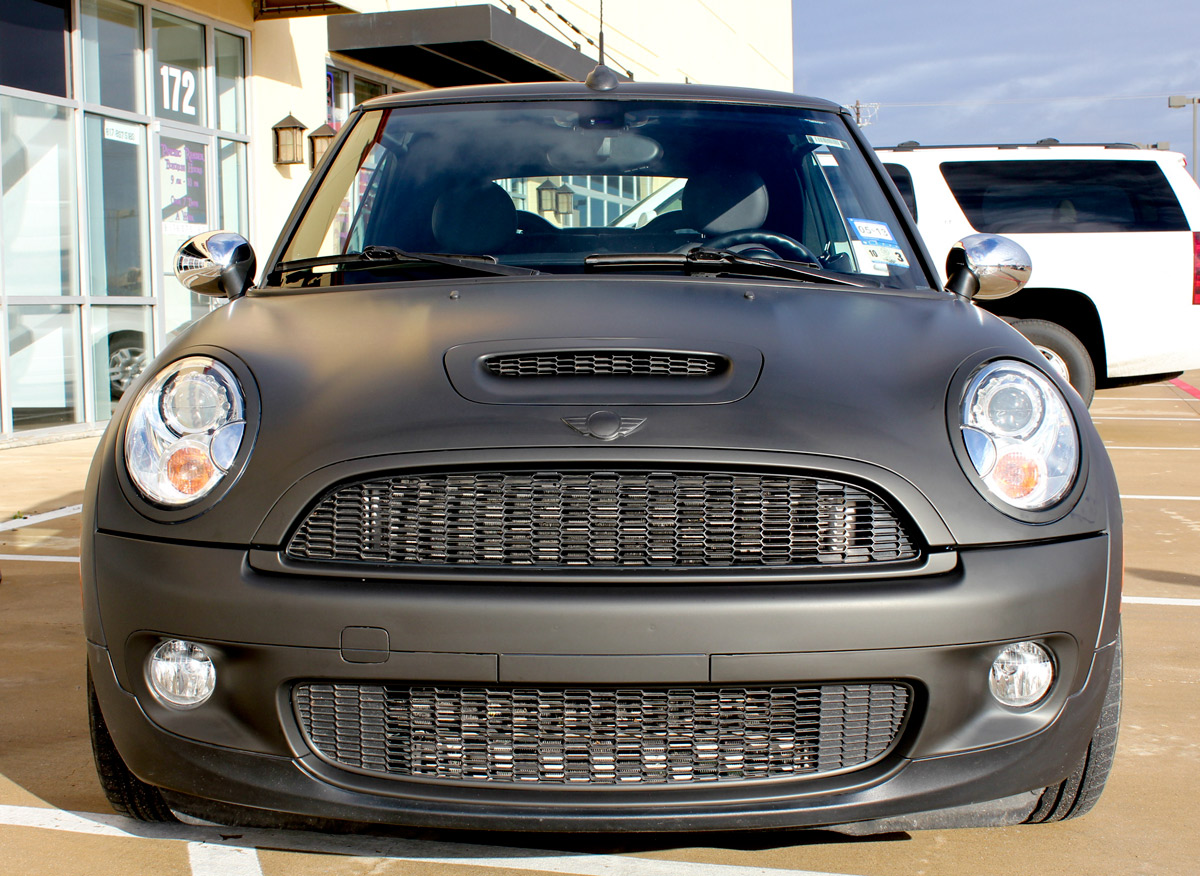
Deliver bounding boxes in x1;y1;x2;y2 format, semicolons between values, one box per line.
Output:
1025;627;1122;823
1010;319;1096;406
87;666;177;822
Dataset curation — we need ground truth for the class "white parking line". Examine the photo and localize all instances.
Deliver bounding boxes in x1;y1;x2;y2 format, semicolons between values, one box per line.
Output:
0;804;862;876
189;842;263;876
1091;416;1200;422
1123;596;1200;607
1120;494;1200;502
0;554;80;563
0;505;83;532
1106;446;1200;451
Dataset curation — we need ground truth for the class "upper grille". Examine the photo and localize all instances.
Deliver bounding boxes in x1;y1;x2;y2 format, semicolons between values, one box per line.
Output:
286;470;919;569
484;351;724;377
294;682;911;785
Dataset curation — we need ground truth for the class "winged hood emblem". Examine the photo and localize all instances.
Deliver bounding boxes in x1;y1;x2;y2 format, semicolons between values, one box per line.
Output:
563;410;646;441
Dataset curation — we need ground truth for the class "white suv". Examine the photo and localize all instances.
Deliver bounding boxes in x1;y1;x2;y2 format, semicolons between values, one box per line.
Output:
878;142;1200;404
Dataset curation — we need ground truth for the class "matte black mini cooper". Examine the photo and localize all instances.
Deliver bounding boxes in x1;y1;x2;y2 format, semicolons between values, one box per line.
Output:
84;69;1122;834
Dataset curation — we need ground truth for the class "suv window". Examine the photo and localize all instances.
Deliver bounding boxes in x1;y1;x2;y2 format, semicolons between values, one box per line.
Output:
882;163;918;221
940;159;1188;233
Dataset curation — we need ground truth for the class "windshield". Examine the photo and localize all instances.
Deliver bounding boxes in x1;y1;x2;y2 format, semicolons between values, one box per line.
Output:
274;99;931;290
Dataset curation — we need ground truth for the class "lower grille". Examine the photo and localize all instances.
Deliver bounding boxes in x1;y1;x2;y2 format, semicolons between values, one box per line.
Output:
286;470;919;569
294;682;910;785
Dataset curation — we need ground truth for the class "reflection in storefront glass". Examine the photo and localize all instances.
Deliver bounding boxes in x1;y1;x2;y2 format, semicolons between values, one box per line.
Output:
327;68;348;131
90;305;152;421
85;114;150;297
159;135;215;335
7;306;83;431
82;0;144;113
215;30;245;135
218;139;248;236
152;11;206;127
0;96;78;298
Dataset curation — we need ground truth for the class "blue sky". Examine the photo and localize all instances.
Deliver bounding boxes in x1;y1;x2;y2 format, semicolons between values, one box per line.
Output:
792;0;1200;166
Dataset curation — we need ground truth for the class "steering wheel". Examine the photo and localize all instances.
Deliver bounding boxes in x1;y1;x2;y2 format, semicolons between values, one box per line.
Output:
704;230;822;266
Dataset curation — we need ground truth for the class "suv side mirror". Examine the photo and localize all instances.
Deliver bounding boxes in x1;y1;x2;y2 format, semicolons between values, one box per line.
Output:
175;231;256;300
945;233;1031;300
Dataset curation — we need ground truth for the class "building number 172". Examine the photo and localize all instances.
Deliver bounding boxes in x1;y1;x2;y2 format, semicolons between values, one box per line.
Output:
160;65;197;116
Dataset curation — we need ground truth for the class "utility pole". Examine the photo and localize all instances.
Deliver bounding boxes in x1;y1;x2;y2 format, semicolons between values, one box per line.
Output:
1168;95;1198;181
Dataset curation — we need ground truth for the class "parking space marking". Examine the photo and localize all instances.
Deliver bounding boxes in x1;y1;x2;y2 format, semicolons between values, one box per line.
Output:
0;554;80;563
1106;446;1200;451
1119;494;1200;502
189;841;263;876
0;505;83;532
1123;596;1200;607
1091;416;1200;422
1169;377;1200;400
0;804;862;876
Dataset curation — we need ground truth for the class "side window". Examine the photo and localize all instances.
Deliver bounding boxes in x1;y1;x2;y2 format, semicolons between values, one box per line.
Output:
883;163;918;221
940;160;1188;233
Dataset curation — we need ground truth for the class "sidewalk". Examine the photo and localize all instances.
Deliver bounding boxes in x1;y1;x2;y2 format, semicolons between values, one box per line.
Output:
0;436;102;522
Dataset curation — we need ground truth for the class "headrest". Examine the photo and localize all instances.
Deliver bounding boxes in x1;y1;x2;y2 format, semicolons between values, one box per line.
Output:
682;170;769;235
432;182;517;253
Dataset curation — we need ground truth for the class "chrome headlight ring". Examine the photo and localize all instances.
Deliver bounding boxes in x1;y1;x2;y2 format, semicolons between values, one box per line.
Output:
955;359;1082;519
122;353;256;512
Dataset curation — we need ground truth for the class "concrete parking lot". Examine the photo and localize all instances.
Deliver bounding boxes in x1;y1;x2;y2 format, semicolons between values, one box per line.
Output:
2;373;1198;876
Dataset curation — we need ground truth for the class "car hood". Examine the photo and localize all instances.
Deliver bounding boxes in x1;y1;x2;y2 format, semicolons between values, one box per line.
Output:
91;275;1117;548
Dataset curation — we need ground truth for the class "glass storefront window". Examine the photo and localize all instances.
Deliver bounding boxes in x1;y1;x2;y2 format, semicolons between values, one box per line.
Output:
90;305;152;420
0;0;71;97
327;67;348;131
85;114;150;297
152;11;206;126
218;139;248;235
353;76;385;108
81;0;144;113
215;30;245;134
160;134;213;335
0;96;78;298
7;305;83;431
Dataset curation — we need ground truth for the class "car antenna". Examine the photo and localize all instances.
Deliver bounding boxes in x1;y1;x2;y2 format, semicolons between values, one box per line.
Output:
585;0;619;91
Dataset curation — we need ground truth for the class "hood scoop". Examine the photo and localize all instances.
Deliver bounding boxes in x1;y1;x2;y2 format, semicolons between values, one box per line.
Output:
446;339;762;405
483;350;726;378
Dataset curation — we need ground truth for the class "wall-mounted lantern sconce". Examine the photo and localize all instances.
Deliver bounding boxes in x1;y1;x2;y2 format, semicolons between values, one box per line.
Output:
555;183;574;216
308;123;336;170
272;114;307;166
536;179;557;213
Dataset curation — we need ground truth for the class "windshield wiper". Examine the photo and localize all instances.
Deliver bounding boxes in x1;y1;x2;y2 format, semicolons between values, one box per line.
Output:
271;245;539;280
584;248;865;287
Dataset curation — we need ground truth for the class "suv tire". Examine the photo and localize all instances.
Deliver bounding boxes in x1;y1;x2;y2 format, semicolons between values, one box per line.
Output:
1011;318;1096;405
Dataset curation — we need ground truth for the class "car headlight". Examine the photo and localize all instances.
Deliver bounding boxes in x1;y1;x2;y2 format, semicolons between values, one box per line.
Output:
960;360;1079;513
124;356;247;506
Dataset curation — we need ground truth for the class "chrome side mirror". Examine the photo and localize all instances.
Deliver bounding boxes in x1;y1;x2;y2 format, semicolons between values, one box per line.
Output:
945;233;1031;300
174;231;256;300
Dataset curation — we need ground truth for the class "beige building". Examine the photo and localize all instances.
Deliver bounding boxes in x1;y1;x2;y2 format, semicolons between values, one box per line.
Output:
0;0;790;443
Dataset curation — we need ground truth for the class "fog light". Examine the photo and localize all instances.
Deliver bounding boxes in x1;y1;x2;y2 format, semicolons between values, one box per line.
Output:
147;640;215;708
989;641;1054;707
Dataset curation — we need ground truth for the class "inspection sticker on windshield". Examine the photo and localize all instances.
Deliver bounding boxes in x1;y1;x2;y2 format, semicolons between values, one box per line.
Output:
807;134;847;149
848;218;908;275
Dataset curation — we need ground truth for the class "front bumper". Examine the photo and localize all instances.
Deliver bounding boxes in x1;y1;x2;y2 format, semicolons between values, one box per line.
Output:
86;531;1119;832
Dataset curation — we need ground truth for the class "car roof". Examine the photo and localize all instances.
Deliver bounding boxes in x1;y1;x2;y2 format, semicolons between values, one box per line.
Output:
875;143;1183;162
358;78;845;114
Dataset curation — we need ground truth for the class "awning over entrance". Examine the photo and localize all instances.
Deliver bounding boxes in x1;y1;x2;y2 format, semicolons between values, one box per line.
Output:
254;0;351;18
327;4;598;87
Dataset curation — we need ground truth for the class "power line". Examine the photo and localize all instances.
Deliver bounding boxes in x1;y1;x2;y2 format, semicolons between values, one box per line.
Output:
868;90;1200;109
512;0;635;78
